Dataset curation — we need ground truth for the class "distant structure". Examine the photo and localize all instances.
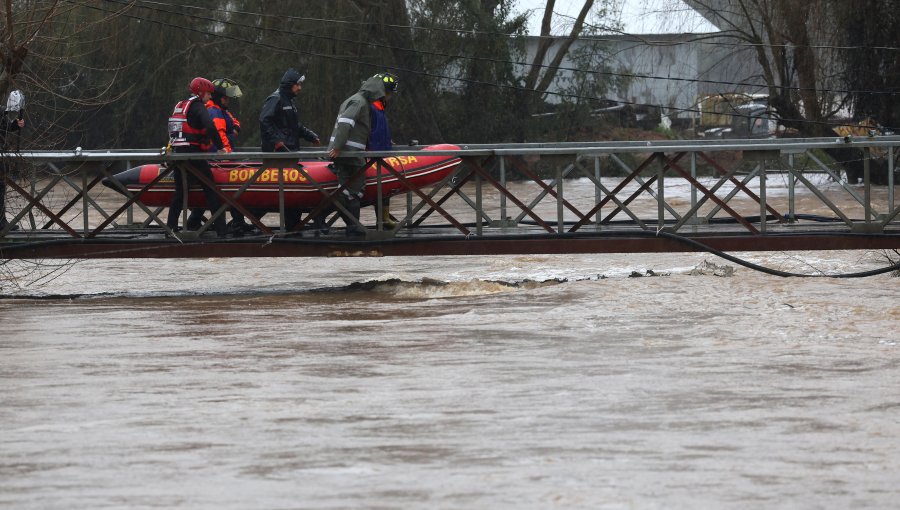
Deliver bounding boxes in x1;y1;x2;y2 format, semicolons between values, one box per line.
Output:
522;32;764;128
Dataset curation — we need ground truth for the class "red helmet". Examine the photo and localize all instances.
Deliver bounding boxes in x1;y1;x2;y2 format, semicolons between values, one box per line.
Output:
189;77;215;95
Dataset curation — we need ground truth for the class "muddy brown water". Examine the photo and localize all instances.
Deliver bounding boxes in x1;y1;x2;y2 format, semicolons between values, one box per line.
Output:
1;177;899;508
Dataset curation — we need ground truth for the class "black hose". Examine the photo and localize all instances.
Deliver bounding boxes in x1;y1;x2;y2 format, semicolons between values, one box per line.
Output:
2;229;899;278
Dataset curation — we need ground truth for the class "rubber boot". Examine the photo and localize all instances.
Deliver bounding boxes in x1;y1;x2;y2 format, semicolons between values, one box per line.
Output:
381;199;397;229
312;210;330;237
344;198;366;237
214;215;228;238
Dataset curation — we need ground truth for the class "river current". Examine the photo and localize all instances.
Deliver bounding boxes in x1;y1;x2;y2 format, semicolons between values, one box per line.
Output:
1;177;899;508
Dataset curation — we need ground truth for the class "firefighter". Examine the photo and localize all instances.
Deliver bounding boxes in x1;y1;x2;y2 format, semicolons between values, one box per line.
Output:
259;68;320;152
206;78;242;154
327;73;395;236
166;77;228;237
0;90;25;232
186;78;254;234
367;73;398;229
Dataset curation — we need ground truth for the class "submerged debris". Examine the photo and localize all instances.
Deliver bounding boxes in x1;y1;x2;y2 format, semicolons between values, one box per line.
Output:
882;249;900;277
628;269;670;278
690;260;735;277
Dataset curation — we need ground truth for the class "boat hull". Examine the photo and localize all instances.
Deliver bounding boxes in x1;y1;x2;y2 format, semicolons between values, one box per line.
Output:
103;144;462;210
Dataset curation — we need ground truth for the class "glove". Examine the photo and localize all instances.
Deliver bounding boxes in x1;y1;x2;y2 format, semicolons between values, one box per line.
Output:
274;141;287;152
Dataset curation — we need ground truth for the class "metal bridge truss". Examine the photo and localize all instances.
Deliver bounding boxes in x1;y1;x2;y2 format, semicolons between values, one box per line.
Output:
1;137;899;258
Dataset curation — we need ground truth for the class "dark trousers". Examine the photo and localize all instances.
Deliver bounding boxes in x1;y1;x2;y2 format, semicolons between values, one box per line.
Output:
166;156;226;235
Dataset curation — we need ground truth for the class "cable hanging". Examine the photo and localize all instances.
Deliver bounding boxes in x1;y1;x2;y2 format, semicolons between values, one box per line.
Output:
131;0;900;53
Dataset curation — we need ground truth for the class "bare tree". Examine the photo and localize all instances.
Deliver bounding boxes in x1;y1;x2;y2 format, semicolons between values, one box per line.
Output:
523;0;595;97
1;0;127;289
682;0;879;182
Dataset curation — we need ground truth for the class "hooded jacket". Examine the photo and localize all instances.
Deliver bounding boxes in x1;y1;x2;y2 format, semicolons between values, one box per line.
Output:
259;68;318;152
327;75;387;163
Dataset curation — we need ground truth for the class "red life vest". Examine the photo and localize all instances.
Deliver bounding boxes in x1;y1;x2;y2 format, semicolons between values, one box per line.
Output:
168;96;209;147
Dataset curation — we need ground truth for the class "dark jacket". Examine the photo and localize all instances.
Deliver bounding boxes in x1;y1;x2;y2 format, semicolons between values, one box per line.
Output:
259;68;319;152
1;114;22;150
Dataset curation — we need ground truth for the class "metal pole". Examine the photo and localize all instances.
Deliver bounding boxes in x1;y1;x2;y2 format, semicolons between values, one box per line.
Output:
406;191;412;228
376;159;383;231
594;156;601;227
500;156;507;223
278;166;286;233
759;159;767;234
658;154;665;231
125;161;133;226
690;152;697;213
82;165;89;234
556;166;564;233
864;147;871;223
28;174;37;230
788;153;796;222
889;147;895;213
475;170;482;236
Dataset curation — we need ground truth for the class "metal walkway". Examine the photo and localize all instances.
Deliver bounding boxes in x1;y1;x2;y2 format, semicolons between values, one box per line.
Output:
2;137;899;259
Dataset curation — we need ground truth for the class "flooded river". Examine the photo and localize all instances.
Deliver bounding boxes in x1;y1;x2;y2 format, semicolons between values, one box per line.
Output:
1;177;899;508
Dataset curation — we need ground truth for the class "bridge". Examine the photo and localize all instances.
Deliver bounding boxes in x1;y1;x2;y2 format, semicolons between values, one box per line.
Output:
1;137;898;260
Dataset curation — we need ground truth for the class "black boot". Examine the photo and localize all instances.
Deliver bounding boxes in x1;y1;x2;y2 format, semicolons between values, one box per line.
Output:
186;209;205;230
312;210;330;236
214;215;228;238
344;198;366;237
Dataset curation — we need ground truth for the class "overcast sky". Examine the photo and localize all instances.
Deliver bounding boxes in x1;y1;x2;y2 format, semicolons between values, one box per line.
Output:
515;0;717;35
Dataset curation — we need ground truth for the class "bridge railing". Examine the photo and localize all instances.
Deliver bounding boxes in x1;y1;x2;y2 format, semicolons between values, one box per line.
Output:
1;137;898;247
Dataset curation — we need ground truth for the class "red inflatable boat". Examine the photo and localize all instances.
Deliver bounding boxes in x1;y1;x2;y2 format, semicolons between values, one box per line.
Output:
103;144;462;210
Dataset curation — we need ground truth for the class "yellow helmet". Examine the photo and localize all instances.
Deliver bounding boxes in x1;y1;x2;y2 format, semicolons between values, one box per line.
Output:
374;73;398;93
212;78;243;98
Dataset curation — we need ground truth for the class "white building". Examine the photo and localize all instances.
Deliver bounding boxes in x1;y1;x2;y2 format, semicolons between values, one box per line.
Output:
521;32;765;124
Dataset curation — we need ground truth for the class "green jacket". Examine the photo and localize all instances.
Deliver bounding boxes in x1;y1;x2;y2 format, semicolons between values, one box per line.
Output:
327;75;386;163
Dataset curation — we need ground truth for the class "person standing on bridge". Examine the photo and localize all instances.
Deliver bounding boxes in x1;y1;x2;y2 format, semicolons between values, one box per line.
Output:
185;78;253;235
1;90;26;232
166;77;228;237
326;72;395;236
367;73;399;229
259;68;320;152
206;78;242;154
259;68;321;232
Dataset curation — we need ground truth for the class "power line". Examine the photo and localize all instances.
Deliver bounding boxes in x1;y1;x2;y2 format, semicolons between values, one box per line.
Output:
77;1;900;132
131;0;900;53
118;0;900;99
